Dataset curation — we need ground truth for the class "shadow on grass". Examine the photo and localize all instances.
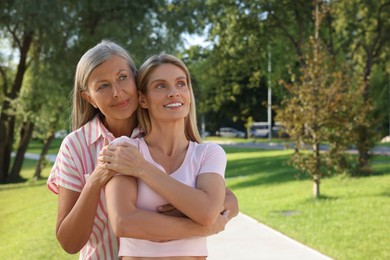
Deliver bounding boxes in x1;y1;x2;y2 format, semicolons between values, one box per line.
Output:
2;176;29;184
226;152;312;189
1;157;47;191
302;194;339;203
223;146;278;154
367;161;390;177
224;147;390;190
380;191;390;197
0;178;47;191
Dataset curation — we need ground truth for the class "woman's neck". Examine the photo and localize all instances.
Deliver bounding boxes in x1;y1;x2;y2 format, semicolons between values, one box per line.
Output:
103;116;136;138
144;121;188;156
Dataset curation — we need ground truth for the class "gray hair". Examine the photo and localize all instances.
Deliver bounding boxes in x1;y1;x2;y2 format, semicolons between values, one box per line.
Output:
71;40;137;130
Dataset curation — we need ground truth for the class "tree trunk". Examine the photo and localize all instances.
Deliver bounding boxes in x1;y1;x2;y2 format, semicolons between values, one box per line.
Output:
313;141;321;199
356;66;373;171
0;109;15;183
0;109;11;183
34;134;55;180
0;31;34;183
356;126;372;175
313;178;320;199
355;1;386;170
8;121;35;182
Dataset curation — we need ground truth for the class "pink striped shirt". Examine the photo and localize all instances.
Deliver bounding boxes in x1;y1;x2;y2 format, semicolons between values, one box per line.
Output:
47;115;141;260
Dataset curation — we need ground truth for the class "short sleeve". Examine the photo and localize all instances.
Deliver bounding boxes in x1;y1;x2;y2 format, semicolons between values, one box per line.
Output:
199;143;226;179
47;135;87;194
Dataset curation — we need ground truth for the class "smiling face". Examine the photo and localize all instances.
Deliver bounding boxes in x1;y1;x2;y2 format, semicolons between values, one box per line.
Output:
139;63;191;123
81;55;138;124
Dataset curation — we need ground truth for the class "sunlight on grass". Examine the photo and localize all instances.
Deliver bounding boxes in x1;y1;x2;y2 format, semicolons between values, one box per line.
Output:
1;146;389;260
0;159;76;259
224;147;390;260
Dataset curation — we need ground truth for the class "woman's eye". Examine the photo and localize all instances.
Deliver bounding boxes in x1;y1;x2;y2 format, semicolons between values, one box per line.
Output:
119;74;127;81
177;81;186;87
97;83;109;91
156;83;165;89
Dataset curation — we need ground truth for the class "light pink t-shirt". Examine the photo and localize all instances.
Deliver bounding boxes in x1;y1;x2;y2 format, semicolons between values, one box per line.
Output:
110;136;226;258
47;115;141;260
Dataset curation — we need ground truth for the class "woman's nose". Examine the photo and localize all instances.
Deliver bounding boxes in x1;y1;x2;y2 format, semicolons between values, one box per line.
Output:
167;86;179;97
112;83;122;97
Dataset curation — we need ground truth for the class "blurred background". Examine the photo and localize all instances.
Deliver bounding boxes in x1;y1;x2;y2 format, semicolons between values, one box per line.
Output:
1;0;389;181
1;2;390;259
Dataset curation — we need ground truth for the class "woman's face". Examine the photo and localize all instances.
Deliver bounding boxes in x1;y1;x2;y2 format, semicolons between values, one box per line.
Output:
82;55;138;122
139;63;191;122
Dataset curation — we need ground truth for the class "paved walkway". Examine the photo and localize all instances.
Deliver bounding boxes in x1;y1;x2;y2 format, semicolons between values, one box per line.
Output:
208;213;333;260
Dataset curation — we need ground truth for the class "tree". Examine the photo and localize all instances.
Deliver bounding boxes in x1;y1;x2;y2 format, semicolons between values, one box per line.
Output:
0;0;40;182
0;0;196;182
174;0;315;132
179;0;389;174
331;0;390;170
276;1;368;198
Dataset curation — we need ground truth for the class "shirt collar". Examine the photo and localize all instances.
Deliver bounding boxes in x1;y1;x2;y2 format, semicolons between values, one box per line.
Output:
130;126;143;139
85;114;143;146
84;114;114;146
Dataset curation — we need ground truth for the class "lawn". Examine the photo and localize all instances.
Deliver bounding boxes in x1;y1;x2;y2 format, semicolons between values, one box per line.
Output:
223;147;390;260
26;138;64;154
0;159;76;259
0;141;389;259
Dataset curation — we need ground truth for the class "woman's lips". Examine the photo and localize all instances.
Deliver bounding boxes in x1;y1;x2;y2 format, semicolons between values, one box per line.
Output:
112;99;130;108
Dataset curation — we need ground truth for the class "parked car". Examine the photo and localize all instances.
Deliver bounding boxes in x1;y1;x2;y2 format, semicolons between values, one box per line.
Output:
216;127;245;138
381;136;390;143
249;122;269;138
54;130;68;139
272;122;289;138
201;131;210;138
249;122;288;138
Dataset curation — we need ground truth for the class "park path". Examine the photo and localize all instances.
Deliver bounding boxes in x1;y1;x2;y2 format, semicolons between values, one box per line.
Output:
208;213;333;260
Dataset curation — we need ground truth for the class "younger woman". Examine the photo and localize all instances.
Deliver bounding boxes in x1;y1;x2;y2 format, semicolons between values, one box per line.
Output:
48;41;234;259
102;54;231;259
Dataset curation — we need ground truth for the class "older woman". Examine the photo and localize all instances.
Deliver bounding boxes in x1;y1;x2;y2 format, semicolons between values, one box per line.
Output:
48;42;236;259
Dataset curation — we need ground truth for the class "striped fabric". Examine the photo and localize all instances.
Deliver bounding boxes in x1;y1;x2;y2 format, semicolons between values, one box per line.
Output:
47;115;141;260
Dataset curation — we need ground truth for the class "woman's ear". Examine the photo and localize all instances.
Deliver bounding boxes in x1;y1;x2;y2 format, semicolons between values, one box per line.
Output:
138;91;148;109
81;91;97;108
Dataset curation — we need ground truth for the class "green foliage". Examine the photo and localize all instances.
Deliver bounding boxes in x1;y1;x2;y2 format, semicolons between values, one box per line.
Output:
0;0;199;180
177;0;316;131
276;31;371;194
329;0;390;169
176;0;389;154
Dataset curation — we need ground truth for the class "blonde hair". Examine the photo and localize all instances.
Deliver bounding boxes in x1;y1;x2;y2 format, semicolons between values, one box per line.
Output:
71;40;137;130
136;54;202;143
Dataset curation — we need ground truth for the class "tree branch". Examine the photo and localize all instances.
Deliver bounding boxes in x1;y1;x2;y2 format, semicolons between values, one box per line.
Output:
6;24;22;49
0;66;9;96
269;12;305;66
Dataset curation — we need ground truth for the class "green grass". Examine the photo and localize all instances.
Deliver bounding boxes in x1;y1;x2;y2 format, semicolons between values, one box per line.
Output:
376;141;390;148
0;159;77;259
1;142;389;259
223;147;390;260
27;138;63;154
204;136;290;144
